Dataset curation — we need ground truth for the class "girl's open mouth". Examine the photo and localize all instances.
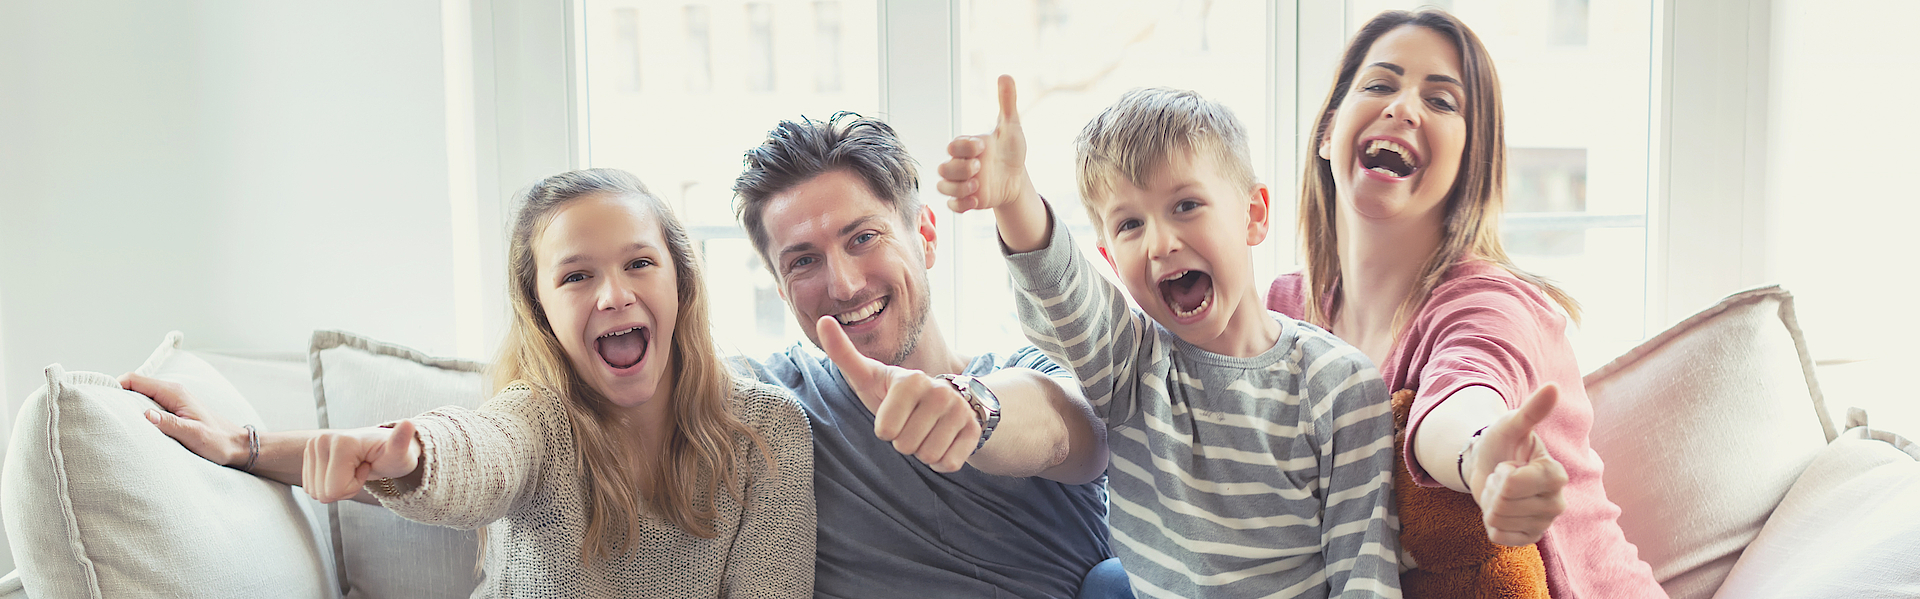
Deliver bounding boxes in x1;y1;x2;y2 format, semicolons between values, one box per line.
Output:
595;326;649;371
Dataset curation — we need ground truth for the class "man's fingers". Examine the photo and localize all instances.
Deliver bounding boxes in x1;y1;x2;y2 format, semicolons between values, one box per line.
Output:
935;178;978;203
936;157;981;181
996;75;1020;127
816;316;887;410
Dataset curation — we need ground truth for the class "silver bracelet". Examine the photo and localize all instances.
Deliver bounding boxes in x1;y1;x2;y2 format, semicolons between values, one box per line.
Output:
240;424;260;473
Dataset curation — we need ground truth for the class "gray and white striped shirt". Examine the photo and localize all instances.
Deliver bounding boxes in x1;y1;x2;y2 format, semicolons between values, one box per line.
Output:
1005;219;1401;599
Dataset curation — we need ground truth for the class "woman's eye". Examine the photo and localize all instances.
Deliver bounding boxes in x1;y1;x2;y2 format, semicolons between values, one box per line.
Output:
1362;83;1393;93
1428;96;1458;112
562;273;587;284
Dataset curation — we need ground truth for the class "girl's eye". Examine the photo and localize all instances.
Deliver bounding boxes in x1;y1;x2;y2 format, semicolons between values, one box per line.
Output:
1115;219;1142;234
562;273;587;284
629;258;655;269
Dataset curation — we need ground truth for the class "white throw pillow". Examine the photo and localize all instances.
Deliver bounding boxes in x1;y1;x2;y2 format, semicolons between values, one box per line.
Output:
1711;423;1920;598
1582;285;1832;599
0;332;333;599
310;330;489;599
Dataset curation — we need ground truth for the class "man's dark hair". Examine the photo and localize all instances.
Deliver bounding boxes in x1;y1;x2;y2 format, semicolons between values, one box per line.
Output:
732;112;921;271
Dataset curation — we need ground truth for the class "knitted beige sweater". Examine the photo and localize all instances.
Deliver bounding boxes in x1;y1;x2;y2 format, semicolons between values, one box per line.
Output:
371;377;814;598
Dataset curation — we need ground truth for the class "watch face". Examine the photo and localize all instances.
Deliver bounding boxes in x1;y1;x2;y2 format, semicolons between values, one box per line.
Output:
966;376;1001;412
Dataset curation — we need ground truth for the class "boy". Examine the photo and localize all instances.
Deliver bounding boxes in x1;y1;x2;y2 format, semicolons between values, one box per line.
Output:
940;77;1401;598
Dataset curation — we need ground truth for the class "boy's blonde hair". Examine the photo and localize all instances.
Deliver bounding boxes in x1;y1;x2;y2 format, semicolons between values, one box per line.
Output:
1074;87;1258;238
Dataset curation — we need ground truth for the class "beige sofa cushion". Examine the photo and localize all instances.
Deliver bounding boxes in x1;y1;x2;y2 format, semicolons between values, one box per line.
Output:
1583;285;1832;599
311;330;489;599
0;332;333;599
1711;421;1920;598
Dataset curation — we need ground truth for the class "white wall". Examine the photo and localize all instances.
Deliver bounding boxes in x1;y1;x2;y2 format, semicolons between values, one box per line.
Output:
0;0;475;574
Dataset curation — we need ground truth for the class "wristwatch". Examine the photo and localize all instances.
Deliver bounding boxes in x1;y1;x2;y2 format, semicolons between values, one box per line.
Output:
936;374;1002;452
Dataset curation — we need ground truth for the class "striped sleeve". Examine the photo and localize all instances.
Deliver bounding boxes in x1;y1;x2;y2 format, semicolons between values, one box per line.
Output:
1003;205;1152;429
1303;334;1401;598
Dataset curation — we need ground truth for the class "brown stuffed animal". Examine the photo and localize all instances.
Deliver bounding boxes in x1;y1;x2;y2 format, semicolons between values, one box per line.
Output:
1390;389;1550;599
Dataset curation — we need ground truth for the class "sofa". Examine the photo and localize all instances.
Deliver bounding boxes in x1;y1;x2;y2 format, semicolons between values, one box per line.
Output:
0;285;1915;598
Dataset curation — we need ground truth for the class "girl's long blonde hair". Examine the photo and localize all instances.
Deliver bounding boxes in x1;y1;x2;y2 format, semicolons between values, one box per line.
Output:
1300;9;1580;331
493;168;767;561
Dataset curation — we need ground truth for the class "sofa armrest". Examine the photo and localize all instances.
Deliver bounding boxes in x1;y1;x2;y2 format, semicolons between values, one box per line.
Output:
0;569;30;599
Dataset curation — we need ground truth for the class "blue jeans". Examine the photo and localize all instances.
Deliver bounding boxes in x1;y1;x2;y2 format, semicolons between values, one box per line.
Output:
1077;557;1134;599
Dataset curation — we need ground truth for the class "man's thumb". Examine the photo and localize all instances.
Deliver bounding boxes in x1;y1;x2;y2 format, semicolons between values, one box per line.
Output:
816;316;883;397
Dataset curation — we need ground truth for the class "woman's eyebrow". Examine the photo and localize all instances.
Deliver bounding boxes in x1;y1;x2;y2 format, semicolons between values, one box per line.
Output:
1367;61;1403;75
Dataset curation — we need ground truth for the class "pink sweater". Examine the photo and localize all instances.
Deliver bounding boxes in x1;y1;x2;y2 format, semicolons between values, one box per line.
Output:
1269;262;1662;598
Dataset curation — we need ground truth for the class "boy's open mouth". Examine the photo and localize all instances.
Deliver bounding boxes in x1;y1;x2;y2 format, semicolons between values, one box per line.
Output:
1361;139;1419;178
1159;270;1214;318
596;326;649;370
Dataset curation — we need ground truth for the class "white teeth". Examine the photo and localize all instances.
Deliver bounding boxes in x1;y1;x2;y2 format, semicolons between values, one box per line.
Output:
1370;166;1400;177
835;298;886;325
1365;139;1418;168
1173;294;1210;318
601;327;641;339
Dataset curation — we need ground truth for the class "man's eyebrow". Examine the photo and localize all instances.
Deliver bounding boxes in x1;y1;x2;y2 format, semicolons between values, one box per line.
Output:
776;241;816;259
839;214;884;237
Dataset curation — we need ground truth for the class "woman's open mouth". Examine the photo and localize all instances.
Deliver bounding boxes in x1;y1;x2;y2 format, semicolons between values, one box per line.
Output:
595;326;649;371
1159;270;1214;320
1360;138;1420;179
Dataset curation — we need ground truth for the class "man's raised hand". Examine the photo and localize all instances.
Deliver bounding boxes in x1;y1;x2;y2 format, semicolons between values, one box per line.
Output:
816;315;981;472
1469;384;1570;546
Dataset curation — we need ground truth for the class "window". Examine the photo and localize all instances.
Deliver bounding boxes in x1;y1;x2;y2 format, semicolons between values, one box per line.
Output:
582;0;882;358
576;0;1656;367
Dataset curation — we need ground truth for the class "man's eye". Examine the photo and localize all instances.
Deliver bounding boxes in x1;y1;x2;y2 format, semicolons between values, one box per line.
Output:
854;232;877;245
789;256;816;270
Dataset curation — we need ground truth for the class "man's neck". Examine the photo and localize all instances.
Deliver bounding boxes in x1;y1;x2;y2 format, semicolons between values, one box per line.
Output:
896;321;969;376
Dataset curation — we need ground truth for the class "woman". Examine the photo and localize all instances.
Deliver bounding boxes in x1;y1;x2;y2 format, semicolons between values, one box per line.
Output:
1268;9;1664;597
127;168;814;597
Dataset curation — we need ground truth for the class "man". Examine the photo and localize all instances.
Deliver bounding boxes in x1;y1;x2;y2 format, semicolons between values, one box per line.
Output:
728;111;1124;599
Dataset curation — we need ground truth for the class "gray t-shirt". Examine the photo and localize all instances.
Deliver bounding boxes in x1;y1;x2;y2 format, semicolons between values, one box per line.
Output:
1004;214;1401;598
734;344;1112;599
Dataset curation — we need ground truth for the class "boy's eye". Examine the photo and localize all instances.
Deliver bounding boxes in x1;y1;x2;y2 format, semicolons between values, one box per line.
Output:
1114;218;1142;234
1174;200;1202;213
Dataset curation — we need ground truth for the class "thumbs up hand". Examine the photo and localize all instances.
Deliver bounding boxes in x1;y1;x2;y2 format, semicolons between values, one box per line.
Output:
939;75;1035;214
1467;384;1570;547
303;420;422;503
817;316;982;472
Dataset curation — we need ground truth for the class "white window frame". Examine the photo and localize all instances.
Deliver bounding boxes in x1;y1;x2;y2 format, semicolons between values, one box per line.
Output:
458;0;1765;360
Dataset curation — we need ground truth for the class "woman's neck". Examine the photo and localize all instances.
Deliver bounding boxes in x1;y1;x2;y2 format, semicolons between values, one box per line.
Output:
1333;207;1443;363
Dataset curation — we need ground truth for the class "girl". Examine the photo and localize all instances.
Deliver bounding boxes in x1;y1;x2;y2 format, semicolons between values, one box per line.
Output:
127;168;814;597
1268;9;1664;598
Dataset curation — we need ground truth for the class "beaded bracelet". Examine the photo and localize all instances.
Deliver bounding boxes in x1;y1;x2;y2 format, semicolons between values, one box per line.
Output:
1456;425;1490;494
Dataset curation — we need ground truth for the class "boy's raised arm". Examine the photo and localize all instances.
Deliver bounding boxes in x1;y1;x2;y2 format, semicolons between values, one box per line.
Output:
938;75;1051;254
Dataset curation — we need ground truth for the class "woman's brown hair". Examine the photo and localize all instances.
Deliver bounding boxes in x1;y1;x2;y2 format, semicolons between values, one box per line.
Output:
493;168;767;561
1299;9;1579;330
